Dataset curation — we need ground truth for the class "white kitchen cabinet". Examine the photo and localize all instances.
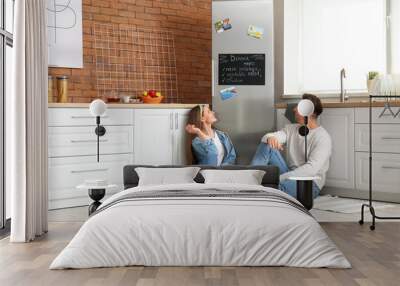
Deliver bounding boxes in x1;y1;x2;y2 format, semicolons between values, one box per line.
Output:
277;105;400;201
48;106;197;209
48;107;134;210
355;123;400;153
134;109;190;165
134;109;174;165
355;107;400;124
276;107;355;190
174;109;190;165
320;108;355;189
48;154;133;209
356;152;400;193
48;108;134;126
48;125;133;157
353;108;400;198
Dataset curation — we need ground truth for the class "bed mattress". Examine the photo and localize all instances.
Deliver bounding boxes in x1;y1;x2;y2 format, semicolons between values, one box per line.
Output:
50;183;350;269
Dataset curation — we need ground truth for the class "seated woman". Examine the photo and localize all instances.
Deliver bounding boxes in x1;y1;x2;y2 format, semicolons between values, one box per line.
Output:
186;104;236;166
251;94;331;199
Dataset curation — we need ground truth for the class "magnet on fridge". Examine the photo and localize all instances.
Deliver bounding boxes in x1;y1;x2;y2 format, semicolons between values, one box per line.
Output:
220;87;238;101
215;20;224;33
247;25;264;39
215;18;232;33
222;18;232;31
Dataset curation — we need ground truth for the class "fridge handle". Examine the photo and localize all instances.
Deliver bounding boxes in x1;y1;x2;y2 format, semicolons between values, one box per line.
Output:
211;59;215;97
175;113;178;129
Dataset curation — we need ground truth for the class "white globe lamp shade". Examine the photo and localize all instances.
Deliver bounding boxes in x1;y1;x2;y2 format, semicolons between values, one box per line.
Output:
297;99;314;117
89;99;107;117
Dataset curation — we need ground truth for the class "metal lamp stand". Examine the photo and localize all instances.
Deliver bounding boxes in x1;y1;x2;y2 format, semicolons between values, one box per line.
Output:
296;116;314;210
359;95;400;230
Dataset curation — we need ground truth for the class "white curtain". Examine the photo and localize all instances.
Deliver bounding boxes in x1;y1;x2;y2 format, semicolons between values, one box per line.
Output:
392;0;400;73
9;0;48;242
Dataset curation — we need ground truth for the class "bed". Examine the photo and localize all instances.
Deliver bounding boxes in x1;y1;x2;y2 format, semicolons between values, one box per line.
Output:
50;165;350;269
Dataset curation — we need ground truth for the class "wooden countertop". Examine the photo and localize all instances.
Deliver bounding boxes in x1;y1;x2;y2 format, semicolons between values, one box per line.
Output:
275;98;400;109
48;103;200;109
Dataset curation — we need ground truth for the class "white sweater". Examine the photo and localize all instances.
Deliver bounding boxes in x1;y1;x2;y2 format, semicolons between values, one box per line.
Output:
262;124;332;190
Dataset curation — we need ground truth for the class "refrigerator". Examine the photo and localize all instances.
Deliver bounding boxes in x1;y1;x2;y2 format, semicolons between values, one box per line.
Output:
212;0;275;164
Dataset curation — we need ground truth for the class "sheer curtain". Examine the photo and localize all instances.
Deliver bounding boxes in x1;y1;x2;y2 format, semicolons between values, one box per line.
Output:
391;0;400;73
8;0;48;242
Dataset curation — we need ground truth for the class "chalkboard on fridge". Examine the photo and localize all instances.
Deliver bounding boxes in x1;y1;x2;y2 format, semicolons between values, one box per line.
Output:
218;54;265;85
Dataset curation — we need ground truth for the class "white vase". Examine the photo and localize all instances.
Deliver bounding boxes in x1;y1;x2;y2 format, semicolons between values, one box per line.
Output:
367;78;377;94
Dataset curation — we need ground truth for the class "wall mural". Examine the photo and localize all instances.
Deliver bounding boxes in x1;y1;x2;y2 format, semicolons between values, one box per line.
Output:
47;0;83;68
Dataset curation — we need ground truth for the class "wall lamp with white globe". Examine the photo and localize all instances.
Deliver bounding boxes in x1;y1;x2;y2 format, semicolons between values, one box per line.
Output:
89;99;107;162
289;99;316;210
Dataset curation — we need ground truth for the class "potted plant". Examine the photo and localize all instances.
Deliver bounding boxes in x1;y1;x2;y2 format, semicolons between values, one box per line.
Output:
367;71;379;94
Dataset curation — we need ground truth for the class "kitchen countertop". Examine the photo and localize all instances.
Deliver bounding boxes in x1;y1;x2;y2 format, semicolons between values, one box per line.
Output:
50;99;400;109
48;103;200;109
275;97;400;109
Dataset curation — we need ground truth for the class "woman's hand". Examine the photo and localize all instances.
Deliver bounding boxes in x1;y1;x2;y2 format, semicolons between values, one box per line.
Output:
267;136;283;150
185;124;211;140
185;124;202;135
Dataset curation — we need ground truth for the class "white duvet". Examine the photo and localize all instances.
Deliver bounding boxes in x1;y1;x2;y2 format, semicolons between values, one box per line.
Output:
50;183;351;269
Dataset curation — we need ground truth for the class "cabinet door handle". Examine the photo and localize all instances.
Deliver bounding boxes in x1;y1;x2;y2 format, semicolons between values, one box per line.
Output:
175;113;178;129
71;139;108;143
381;137;400;140
70;115;109;119
382;165;400;170
71;168;108;174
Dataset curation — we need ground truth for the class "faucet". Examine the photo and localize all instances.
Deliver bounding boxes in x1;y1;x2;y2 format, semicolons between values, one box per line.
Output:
340;68;348;102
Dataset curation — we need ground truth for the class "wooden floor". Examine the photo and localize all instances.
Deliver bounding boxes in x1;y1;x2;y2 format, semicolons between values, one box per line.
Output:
0;222;399;286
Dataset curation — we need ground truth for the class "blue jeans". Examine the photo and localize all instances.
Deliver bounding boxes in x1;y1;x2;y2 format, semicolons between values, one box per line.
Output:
251;143;320;199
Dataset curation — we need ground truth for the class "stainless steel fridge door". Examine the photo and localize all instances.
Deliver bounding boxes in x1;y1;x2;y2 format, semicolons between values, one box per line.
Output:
212;0;275;164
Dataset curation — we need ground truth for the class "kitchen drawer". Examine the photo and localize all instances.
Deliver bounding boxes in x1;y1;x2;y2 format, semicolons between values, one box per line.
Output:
49;125;133;157
355;107;400;124
48;108;134;127
48;154;133;209
356;152;400;193
355;124;400;153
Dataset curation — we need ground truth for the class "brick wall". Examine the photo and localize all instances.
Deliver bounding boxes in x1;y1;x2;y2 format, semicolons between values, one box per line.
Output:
48;0;212;104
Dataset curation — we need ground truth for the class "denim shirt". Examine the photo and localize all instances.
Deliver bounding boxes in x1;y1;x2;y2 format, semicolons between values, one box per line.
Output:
192;130;237;166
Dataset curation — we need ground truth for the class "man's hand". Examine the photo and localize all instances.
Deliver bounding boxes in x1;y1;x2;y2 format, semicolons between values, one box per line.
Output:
267;136;283;150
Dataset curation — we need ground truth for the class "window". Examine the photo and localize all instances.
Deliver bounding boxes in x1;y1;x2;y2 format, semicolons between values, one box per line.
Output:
1;0;14;230
284;0;391;96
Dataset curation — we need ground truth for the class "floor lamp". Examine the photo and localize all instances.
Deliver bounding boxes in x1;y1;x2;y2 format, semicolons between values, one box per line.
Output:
293;99;315;210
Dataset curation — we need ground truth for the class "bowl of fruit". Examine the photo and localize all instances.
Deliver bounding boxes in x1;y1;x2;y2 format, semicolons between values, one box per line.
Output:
141;90;164;104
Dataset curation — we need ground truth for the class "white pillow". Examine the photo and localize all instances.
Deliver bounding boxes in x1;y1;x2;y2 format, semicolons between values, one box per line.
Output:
135;167;201;186
200;169;266;185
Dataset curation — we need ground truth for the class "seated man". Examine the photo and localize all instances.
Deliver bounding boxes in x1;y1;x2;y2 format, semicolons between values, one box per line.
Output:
251;94;332;199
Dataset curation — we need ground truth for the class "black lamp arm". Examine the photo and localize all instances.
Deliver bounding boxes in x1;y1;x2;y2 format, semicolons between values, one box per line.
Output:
94;116;106;162
304;116;308;162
